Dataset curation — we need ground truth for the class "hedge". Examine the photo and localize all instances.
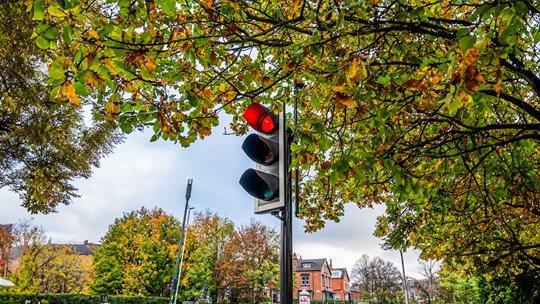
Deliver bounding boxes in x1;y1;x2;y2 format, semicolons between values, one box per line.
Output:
0;293;168;304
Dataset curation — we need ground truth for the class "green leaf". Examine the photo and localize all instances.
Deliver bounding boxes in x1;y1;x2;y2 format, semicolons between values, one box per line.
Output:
35;36;49;49
459;35;476;51
62;23;74;45
499;20;518;45
155;0;177;17
33;0;45;20
377;75;391;87
73;81;89;96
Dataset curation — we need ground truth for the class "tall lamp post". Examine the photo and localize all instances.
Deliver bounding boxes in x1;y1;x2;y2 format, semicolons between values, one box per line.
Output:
170;179;193;304
400;250;409;304
175;206;195;302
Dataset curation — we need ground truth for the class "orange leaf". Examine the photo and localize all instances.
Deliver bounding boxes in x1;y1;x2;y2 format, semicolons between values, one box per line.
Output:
402;79;428;90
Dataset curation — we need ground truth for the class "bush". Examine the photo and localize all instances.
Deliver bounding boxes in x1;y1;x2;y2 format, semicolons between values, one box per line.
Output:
0;293;168;304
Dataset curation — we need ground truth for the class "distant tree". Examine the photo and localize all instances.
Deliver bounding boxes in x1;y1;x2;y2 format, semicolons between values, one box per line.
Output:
215;219;279;304
437;270;480;304
0;0;122;214
8;219;48;292
351;254;402;304
409;260;442;304
182;211;236;302
8;220;90;294
33;245;91;294
91;207;181;296
0;224;14;276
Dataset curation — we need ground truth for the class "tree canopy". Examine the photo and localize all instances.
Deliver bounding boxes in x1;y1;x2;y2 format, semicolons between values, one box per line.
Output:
0;0;123;214
91;207;181;296
29;0;540;285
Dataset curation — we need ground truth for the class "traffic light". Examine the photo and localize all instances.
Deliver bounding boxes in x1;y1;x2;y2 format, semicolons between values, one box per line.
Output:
239;103;288;214
225;285;232;298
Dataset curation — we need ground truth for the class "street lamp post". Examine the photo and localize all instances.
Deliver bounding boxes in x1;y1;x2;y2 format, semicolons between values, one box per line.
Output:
170;179;193;304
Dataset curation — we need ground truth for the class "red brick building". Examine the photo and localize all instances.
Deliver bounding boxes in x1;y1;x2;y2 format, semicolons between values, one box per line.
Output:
331;267;351;301
293;254;351;301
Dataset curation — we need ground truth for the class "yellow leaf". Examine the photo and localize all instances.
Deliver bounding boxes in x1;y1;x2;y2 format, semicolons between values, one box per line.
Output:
262;76;273;87
144;56;157;73
219;82;227;92
60;81;80;106
346;58;358;80
291;0;302;15
358;59;368;79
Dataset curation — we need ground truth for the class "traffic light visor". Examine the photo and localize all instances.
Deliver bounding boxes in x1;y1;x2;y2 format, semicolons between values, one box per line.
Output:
239;169;279;201
241;134;279;165
244;103;278;133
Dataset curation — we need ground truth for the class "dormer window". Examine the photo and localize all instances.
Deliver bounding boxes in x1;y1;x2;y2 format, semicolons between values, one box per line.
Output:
302;263;312;268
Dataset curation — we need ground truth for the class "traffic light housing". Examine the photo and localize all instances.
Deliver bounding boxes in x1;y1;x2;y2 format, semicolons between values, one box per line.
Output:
239;103;287;214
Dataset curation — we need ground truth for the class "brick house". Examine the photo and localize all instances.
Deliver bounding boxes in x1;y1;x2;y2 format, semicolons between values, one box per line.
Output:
294;253;353;301
330;267;351;301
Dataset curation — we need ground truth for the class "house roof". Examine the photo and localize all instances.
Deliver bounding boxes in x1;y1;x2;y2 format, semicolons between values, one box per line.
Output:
331;268;349;279
9;242;99;259
296;258;328;271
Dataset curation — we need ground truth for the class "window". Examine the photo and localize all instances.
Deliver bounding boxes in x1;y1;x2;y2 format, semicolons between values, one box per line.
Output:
301;274;310;286
302;263;312;268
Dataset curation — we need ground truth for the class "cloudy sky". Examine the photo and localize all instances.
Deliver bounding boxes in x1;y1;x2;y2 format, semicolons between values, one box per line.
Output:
1;120;423;278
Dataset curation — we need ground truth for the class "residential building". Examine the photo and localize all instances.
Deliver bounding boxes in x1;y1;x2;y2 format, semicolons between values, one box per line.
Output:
330;266;351;301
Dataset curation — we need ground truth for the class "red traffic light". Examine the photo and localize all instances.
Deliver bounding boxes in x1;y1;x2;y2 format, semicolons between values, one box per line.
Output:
244;103;278;134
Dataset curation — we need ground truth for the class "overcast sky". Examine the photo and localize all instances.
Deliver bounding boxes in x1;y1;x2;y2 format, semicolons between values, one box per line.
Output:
1;120;423;278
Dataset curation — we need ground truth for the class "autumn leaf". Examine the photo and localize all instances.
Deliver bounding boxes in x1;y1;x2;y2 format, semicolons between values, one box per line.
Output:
262;76;273;87
58;81;80;106
291;0;302;15
402;79;428;90
334;91;353;107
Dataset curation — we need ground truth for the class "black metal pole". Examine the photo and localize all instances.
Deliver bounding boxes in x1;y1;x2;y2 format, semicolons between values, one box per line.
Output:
170;179;193;304
280;100;293;304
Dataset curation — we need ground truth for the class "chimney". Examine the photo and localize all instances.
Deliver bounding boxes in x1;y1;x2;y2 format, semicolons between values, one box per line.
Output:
330;259;333;269
84;240;88;245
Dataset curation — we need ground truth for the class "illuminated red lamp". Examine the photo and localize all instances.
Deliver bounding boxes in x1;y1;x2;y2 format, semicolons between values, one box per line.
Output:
243;103;278;134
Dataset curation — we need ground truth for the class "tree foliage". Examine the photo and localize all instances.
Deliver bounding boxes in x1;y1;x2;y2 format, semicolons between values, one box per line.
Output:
350;254;402;304
8;219;91;294
182;211;236;302
0;0;123;214
30;0;540;287
215;219;279;303
91;207;181;296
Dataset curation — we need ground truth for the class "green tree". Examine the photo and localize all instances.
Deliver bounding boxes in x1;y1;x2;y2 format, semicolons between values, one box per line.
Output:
9;219;48;292
8;219;90;294
31;0;540;292
0;0;123;214
215;219;279;304
437;270;480;304
91;207;181;296
182;211;236;302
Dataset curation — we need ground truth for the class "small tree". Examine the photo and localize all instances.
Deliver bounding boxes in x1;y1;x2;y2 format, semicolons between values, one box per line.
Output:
91;207;181;296
215;219;279;304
